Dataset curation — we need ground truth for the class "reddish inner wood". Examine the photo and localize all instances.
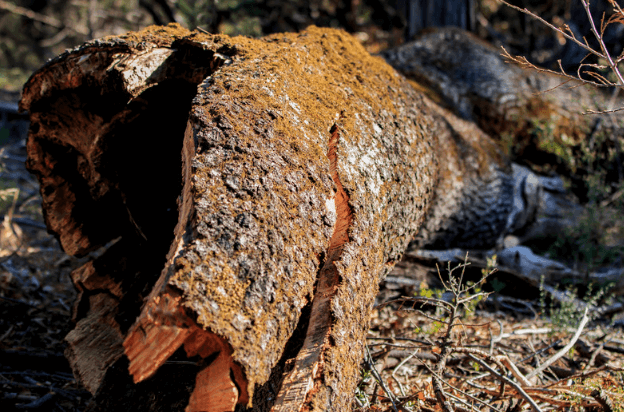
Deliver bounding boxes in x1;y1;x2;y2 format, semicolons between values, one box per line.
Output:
124;290;249;411
271;124;353;411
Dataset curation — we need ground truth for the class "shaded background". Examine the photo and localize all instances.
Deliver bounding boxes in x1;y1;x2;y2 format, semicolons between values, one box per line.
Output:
2;0;624;97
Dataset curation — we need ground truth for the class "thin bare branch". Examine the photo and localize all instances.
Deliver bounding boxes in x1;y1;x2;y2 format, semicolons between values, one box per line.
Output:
496;0;607;60
580;0;624;85
543;364;608;388
380;296;455;311
420;360;505;412
584;106;624;114
496;355;532;387
457;292;491;306
467;354;543;412
501;47;611;88
583;69;613;85
365;345;400;412
0;0;88;35
526;307;590;380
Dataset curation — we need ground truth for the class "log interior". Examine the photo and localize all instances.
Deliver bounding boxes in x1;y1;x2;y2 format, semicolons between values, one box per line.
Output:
23;39;227;402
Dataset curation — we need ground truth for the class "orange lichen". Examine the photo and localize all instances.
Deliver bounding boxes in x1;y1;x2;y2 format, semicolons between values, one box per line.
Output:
160;25;433;404
101;23;193;47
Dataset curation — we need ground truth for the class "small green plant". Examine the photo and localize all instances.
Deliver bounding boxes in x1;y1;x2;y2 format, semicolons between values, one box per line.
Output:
417;281;442;299
470;360;480;372
489;278;506;294
416;256;494;322
426;320;444;336
482;254;497;278
405;254;496;337
355;368;372;406
539;275;615;333
547;203;624;272
0;186;19;215
530;116;576;168
462;280;485;317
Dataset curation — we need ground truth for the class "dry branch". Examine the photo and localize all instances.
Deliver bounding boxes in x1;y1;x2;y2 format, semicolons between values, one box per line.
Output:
525;307;590;380
0;0;88;35
495;0;624;114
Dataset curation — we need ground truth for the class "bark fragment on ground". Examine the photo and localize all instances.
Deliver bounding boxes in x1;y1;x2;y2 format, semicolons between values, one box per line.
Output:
21;24;522;411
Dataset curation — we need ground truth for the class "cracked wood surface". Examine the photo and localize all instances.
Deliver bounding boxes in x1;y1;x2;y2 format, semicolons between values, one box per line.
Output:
21;24;516;411
271;125;353;411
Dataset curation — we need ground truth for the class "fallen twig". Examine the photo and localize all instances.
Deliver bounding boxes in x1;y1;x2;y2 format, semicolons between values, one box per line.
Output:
365;345;400;412
526;307;590;380
467;354;543;412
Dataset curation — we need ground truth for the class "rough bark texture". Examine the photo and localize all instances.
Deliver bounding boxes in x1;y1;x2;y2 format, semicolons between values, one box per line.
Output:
21;24;516;411
410;98;512;249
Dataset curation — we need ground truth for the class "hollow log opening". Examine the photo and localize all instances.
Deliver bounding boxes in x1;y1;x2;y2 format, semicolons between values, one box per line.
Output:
23;41;227;402
48;76;201;328
99;78;202;333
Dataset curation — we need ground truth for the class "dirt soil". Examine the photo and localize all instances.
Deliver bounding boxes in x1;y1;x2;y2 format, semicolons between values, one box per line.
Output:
1;120;91;410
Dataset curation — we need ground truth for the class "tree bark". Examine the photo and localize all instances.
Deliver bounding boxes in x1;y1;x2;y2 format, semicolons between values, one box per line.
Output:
21;24;513;411
398;0;476;40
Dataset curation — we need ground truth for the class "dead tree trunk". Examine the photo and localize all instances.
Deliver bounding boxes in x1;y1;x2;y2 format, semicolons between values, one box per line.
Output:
381;26;624;199
20;24;512;411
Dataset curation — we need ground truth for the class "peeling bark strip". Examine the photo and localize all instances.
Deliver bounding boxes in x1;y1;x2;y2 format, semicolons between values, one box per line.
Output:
21;24;513;411
272;125;352;411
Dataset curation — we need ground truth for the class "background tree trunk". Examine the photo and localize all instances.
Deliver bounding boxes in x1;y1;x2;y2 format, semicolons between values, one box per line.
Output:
397;0;476;40
381;26;624;203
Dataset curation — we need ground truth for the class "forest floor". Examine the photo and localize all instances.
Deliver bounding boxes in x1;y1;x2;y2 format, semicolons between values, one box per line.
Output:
1;126;91;411
360;259;624;411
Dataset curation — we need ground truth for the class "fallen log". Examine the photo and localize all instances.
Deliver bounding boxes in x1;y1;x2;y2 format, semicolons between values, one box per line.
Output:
21;24;513;411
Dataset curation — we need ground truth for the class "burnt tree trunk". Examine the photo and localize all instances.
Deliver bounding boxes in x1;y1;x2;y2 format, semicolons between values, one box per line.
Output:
21;24;513;411
381;26;624;203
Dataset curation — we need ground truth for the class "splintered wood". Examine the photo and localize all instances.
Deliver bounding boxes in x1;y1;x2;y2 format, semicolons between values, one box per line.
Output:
123;291;249;411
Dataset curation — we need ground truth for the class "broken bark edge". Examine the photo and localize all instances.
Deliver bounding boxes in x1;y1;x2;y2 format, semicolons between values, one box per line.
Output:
19;25;248;405
120;118;250;410
123;289;250;411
